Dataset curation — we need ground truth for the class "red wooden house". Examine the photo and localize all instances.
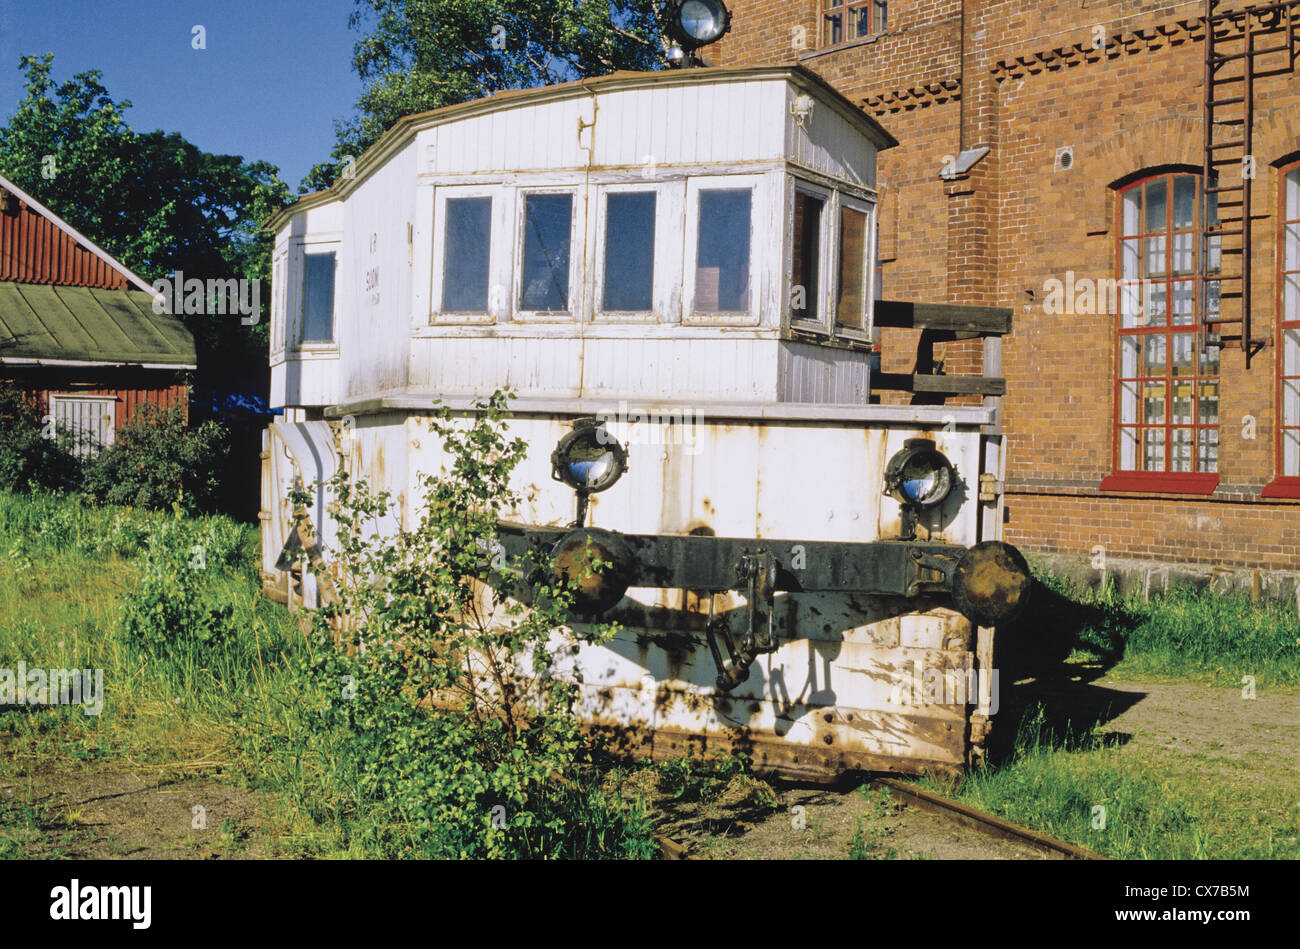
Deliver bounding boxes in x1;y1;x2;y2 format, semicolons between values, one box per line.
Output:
0;173;194;454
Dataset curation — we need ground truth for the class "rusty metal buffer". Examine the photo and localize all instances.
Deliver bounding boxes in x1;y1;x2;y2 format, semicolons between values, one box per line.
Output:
496;416;1032;693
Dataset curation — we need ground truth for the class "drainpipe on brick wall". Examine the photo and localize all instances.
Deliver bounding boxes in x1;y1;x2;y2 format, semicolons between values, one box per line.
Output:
959;0;966;152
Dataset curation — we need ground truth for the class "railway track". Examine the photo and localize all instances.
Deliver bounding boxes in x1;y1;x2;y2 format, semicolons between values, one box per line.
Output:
654;776;1104;860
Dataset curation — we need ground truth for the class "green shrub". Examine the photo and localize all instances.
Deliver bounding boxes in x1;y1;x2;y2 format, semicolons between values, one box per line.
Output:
0;383;82;492
279;393;656;859
120;516;235;658
81;403;226;513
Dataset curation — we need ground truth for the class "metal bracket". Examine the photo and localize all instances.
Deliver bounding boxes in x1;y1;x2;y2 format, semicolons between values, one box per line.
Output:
978;472;1003;503
906;548;960;597
704;550;780;693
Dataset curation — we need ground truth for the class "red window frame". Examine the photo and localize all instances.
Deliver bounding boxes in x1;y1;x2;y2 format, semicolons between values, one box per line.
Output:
1100;171;1221;494
1263;160;1300;498
821;0;887;47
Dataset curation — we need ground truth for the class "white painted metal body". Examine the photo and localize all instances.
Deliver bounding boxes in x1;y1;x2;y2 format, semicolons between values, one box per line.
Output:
262;67;1006;777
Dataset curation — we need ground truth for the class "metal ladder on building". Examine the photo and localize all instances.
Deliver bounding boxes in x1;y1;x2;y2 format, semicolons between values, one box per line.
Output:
1201;0;1300;366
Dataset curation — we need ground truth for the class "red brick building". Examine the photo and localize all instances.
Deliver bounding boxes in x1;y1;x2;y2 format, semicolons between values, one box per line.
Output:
712;0;1300;590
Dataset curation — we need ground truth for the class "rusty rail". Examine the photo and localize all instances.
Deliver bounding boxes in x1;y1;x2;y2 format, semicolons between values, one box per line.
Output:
654;833;696;861
653;777;1105;860
871;777;1105;860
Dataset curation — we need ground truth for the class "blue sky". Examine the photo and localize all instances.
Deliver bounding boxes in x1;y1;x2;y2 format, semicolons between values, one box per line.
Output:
0;0;366;190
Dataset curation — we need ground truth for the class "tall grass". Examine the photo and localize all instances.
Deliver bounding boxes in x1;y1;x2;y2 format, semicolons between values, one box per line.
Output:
0;489;656;858
1036;571;1300;687
919;704;1300;859
0;490;308;839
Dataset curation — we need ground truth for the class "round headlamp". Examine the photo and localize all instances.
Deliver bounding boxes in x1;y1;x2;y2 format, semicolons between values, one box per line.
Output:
666;0;732;50
884;438;956;509
551;418;627;494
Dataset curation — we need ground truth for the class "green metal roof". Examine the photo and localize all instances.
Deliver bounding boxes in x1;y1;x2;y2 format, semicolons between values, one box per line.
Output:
0;282;196;367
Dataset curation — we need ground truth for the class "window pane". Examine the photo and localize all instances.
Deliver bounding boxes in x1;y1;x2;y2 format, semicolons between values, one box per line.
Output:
1120;336;1140;377
1284;380;1300;476
1204;279;1220;322
853;4;870;38
1287;168;1299;220
1143;428;1165;471
1173;175;1197;229
302;251;336;343
1198;382;1219;424
1285;223;1300;272
1171;231;1196;275
1120;272;1142;327
1146;281;1167;325
1143;334;1166;374
1121;237;1141;282
1286;426;1300;478
1171;332;1195;376
1121;188;1142;237
1143;381;1166;425
1199;428;1218;473
824;13;843;44
603;192;656;311
1120;381;1139;425
520;194;573;311
1145;235;1167;277
1200;331;1220;374
792;191;823;321
1145;177;1167;233
1120;426;1139;469
442;197;492;312
1171;380;1193;425
1287;273;1300;322
1170;428;1194;472
874;0;887;31
837;205;868;330
1207;232;1222;274
1171;280;1196;325
1285;329;1300;375
696;189;752;312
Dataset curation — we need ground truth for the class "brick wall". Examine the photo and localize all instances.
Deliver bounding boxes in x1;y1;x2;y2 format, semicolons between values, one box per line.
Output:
718;0;1300;571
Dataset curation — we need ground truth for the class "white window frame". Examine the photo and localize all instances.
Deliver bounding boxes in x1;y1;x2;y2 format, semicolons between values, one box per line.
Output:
787;177;835;336
48;394;116;458
290;235;342;354
831;193;877;343
591;181;682;323
270;247;288;361
684;174;764;327
513;186;581;322
430;184;513;324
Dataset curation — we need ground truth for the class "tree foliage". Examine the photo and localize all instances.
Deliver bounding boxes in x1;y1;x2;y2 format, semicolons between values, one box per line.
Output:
302;0;669;192
0;54;292;348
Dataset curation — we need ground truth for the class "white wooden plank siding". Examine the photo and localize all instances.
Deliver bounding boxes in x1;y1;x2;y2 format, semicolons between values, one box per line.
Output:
269;68;889;412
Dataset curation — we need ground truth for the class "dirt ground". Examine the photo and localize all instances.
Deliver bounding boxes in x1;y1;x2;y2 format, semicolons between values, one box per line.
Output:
2;676;1294;859
1080;679;1300;788
0;755;273;859
647;675;1300;859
